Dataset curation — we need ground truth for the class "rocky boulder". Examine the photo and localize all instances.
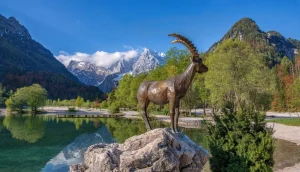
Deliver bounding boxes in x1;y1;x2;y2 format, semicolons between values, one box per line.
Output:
70;128;209;172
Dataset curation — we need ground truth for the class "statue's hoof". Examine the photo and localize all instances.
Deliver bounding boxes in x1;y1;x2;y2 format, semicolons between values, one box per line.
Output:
175;128;182;133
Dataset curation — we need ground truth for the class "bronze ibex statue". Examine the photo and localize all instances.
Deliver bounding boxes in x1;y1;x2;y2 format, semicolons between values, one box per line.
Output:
137;33;208;132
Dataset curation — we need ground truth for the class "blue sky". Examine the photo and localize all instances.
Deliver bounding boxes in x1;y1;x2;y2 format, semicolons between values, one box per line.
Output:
0;0;300;57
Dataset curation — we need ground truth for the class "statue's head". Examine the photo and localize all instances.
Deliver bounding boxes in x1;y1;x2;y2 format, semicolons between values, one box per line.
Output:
168;33;208;74
193;58;208;74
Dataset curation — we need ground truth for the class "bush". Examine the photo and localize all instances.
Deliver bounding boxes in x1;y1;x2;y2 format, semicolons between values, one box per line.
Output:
100;100;108;109
108;103;120;114
68;107;77;112
206;107;274;172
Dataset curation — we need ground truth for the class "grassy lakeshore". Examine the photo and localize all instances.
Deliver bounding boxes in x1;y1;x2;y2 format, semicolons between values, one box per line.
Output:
268;118;300;126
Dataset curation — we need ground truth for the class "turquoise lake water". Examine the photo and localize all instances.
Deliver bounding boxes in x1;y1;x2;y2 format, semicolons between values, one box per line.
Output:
0;114;299;172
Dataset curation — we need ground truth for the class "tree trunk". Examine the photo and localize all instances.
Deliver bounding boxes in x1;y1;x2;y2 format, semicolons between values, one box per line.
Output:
203;101;206;115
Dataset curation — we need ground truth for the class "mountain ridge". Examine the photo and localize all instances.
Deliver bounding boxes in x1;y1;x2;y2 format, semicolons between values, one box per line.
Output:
0;14;103;100
209;17;300;67
66;48;166;92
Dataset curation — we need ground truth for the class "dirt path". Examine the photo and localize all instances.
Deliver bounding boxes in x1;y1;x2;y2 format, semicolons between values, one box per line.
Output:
275;163;300;172
267;123;300;145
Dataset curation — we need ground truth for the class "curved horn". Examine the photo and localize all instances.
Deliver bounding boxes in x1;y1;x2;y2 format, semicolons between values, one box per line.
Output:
168;33;199;61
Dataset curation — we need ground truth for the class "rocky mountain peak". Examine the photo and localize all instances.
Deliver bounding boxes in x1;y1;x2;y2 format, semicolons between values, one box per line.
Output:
67;60;110;86
132;48;165;75
209;17;300;66
66;48;166;92
0;14;31;38
223;17;262;41
267;31;283;38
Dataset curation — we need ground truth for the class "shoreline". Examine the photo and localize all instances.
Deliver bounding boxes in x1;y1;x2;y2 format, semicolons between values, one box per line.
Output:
2;107;300;143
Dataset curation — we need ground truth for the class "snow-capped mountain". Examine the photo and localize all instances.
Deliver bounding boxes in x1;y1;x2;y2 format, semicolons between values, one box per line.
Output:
66;48;165;92
67;60;110;86
132;48;165;75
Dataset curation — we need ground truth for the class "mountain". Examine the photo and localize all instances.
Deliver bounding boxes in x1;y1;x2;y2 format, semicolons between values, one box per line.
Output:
132;48;165;75
98;73;122;93
66;48;165;92
67;60;110;86
0;14;103;100
209;18;300;67
109;56;137;74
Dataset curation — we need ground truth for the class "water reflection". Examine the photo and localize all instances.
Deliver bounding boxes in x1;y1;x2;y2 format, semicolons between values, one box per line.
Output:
274;139;300;171
0;115;299;172
42;126;114;172
3;115;45;143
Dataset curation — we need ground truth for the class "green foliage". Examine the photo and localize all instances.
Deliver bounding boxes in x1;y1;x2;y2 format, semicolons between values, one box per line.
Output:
6;87;27;112
108;103;120;114
5;97;13;110
0;83;5;105
84;100;92;109
206;39;274;111
206;108;274;172
76;96;84;109
26;84;47;112
289;78;300;111
5;84;47;112
3;115;46;143
272;56;300;112
68;107;77;112
281;56;293;76
101;100;108;108
181;84;201;115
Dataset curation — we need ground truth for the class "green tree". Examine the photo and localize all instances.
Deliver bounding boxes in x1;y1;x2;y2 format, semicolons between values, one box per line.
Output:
206;107;274;172
6;87;27;112
26;84;48;113
5;97;13;110
206;39;274;111
0;83;6;105
181;84;201;116
281;56;293;76
76;96;83;109
84;100;92;109
101;100;108;108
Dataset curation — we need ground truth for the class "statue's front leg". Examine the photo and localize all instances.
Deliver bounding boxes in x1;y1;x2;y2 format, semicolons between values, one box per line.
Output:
169;100;176;132
175;101;180;133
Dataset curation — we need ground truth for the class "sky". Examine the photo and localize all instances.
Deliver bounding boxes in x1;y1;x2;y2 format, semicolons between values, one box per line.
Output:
0;0;300;67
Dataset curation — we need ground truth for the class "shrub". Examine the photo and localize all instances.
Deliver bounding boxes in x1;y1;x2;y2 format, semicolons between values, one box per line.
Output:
108;103;120;114
68;107;77;112
206;107;274;172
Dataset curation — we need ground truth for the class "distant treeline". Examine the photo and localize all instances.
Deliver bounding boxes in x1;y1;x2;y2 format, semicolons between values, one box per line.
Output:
0;84;102;112
45;96;101;109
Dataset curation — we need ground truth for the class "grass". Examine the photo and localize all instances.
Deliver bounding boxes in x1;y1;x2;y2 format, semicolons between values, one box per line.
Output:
268;118;300;126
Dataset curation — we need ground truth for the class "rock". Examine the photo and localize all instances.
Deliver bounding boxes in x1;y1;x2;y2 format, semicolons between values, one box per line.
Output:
70;128;209;172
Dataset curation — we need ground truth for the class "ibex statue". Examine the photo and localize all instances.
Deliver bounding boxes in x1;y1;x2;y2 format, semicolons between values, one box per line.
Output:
137;33;208;133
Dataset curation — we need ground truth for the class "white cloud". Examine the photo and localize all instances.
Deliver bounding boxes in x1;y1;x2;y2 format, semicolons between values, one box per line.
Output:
55;49;139;68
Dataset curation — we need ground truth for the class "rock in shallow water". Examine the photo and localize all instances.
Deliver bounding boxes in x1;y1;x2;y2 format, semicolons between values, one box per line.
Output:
70;128;209;172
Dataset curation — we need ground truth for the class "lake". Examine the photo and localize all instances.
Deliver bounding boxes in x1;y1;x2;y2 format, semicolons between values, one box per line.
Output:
0;114;299;172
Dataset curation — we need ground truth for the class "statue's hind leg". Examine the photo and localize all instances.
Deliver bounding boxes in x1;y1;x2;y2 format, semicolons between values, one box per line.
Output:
175;100;180;133
139;99;152;131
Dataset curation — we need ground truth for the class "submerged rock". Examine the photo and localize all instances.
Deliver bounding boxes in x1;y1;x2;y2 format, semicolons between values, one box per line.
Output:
69;128;209;172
